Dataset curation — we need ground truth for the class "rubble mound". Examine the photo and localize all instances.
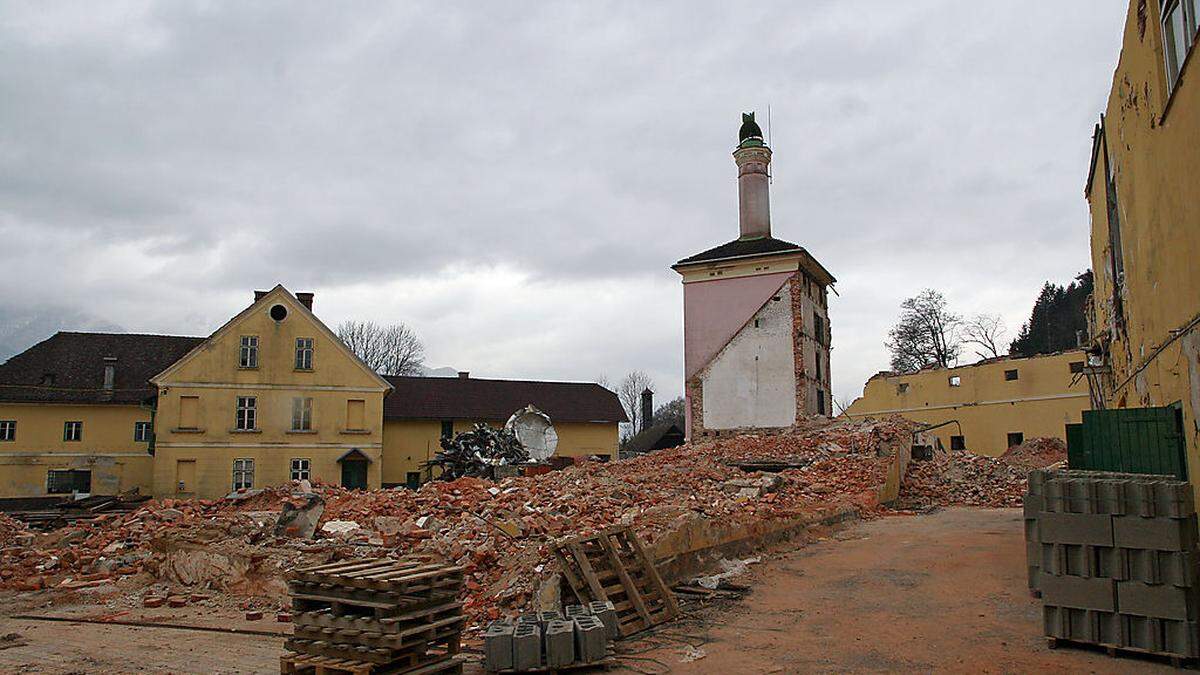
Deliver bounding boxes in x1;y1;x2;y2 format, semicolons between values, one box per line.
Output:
999;437;1067;471
0;416;932;624
899;448;1028;509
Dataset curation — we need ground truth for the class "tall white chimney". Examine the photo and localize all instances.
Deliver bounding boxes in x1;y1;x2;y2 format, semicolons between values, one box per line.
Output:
733;112;771;240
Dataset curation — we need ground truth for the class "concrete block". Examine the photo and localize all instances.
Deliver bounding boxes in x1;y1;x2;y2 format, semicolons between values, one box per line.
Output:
1154;481;1195;518
544;619;575;667
588;600;619;640
1027;469;1047;494
573;615;607;662
1043;479;1067;513
512;622;541;671
564;604;589;618
1117;581;1200;621
1127;548;1197;587
1038;573;1116;611
1094;609;1123;645
1024;495;1044;519
1067;479;1098;514
1039;512;1113;546
1093;546;1126;580
537;610;562;627
483;621;514;672
1113;514;1199;551
1040;543;1063;576
1163;619;1200;657
517;612;540;626
1023;516;1039;543
1122;614;1163;653
1043;605;1091;641
1094;480;1126;515
1028;565;1040;591
1124;482;1156;518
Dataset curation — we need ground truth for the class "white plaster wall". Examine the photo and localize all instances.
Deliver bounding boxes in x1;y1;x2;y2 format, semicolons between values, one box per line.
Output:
701;284;797;429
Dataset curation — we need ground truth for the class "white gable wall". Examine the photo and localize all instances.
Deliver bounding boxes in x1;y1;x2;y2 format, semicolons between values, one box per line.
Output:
700;282;797;429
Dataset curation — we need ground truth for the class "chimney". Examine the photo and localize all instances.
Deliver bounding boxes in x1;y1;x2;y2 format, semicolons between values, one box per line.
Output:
733;112;772;240
458;371;470;379
254;290;269;302
296;292;314;310
640;388;653;432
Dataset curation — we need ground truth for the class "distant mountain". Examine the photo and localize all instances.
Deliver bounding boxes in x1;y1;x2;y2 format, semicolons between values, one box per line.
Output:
418;365;459;378
0;305;123;363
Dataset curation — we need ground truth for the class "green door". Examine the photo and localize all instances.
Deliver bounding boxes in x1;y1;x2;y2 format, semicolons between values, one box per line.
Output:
341;459;368;490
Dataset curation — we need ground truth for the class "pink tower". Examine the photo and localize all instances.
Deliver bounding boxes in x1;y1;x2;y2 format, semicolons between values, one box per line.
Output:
672;112;836;441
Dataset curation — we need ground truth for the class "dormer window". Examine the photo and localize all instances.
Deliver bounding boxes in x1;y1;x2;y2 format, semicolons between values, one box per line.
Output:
239;336;259;368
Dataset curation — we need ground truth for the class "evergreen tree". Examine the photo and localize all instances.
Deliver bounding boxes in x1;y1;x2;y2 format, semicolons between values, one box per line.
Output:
1009;271;1093;356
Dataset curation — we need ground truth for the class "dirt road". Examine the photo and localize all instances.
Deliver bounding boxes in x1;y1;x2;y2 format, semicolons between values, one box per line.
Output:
0;508;1176;673
618;508;1173;674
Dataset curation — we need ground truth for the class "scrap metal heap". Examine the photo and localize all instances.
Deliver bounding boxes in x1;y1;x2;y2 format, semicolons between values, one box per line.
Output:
0;417;1046;628
427;424;530;480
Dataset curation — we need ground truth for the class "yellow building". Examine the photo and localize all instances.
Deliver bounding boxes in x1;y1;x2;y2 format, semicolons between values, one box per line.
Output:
1084;1;1200;481
843;351;1090;456
0;286;625;499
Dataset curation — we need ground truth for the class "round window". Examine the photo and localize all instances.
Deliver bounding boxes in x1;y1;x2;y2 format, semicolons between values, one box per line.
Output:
269;304;288;321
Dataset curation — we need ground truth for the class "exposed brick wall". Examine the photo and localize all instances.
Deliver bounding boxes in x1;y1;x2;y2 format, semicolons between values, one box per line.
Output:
791;275;809;422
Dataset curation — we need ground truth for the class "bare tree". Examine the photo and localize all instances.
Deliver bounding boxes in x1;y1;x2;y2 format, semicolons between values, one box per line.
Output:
652;396;686;429
616;370;655;439
885;289;961;372
961;314;1007;360
336;320;425;376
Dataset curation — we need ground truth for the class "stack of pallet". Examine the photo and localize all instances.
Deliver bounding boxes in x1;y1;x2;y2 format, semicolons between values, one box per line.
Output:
1027;469;1200;665
551;525;678;638
281;557;465;675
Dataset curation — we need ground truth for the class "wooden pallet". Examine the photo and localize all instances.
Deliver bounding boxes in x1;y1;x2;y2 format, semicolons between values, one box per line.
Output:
289;559;464;591
1046;637;1193;669
280;651;461;675
552;526;678;638
289;559;464;620
295;601;464;634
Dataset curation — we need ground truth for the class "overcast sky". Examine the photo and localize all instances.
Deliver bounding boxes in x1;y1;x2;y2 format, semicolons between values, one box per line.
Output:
0;1;1127;408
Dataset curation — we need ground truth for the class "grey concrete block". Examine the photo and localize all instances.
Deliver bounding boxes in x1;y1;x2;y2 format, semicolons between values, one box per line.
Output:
537;610;562;627
1094;480;1125;515
544;619;575;667
1122;614;1163;653
1127;548;1196;587
588;600;619;640
1043;479;1067;513
573;615;607;662
517;612;540;626
1163;618;1200;657
1066;478;1099;514
1154;481;1195;518
1039;512;1113;546
483;621;514;672
1093;546;1126;580
1024;495;1044;519
1039;573;1116;611
1117;581;1200;621
1113;514;1199;551
564;604;588;618
512;623;541;671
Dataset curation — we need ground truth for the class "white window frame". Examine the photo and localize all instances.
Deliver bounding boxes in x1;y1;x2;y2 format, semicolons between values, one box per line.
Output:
239;335;259;368
232;458;254;490
290;458;311;481
64;420;82;442
133;421;152;442
291;397;313;431
236;396;257;430
1162;0;1199;90
948;376;962;388
295;337;314;370
0;420;14;442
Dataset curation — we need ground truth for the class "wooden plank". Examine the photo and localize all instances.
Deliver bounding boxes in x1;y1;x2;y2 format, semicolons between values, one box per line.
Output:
552;547;588;604
620;530;678;618
568;542;608;602
599;533;652;627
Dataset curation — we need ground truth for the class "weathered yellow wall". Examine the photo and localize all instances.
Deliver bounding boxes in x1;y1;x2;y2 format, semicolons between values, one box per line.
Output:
0;403;154;496
381;419;620;486
151;288;388;498
1086;1;1200;493
844;351;1090;456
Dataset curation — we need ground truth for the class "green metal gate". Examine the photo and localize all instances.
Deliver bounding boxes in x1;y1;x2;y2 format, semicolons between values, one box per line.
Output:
1066;406;1187;480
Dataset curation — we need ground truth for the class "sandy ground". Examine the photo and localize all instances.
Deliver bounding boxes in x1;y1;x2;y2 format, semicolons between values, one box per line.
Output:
0;508;1176;673
615;508;1174;674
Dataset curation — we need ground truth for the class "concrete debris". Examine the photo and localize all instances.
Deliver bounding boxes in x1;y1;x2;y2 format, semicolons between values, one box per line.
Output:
694;556;760;590
319;520;360;534
273;494;324;539
896;442;1060;509
999;437;1068;472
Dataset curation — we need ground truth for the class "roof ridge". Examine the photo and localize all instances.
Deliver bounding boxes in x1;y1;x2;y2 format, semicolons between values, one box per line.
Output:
55;330;205;339
383;375;605;387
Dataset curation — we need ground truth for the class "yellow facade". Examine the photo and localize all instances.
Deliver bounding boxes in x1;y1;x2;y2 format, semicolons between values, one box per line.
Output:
844;351;1090;456
381;419;620;485
150;287;391;498
0;403;154;496
1085;2;1200;488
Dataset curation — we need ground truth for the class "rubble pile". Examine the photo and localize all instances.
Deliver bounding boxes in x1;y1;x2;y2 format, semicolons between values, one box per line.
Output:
999;437;1068;471
899;448;1029;508
0;417;921;625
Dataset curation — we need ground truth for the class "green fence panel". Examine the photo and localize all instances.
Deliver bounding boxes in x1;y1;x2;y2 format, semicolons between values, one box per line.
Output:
1066;406;1186;480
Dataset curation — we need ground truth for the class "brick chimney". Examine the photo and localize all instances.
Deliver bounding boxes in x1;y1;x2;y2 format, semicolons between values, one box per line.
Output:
295;292;314;310
458;371;470;379
254;290;269;302
734;112;771;240
640;388;653;432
